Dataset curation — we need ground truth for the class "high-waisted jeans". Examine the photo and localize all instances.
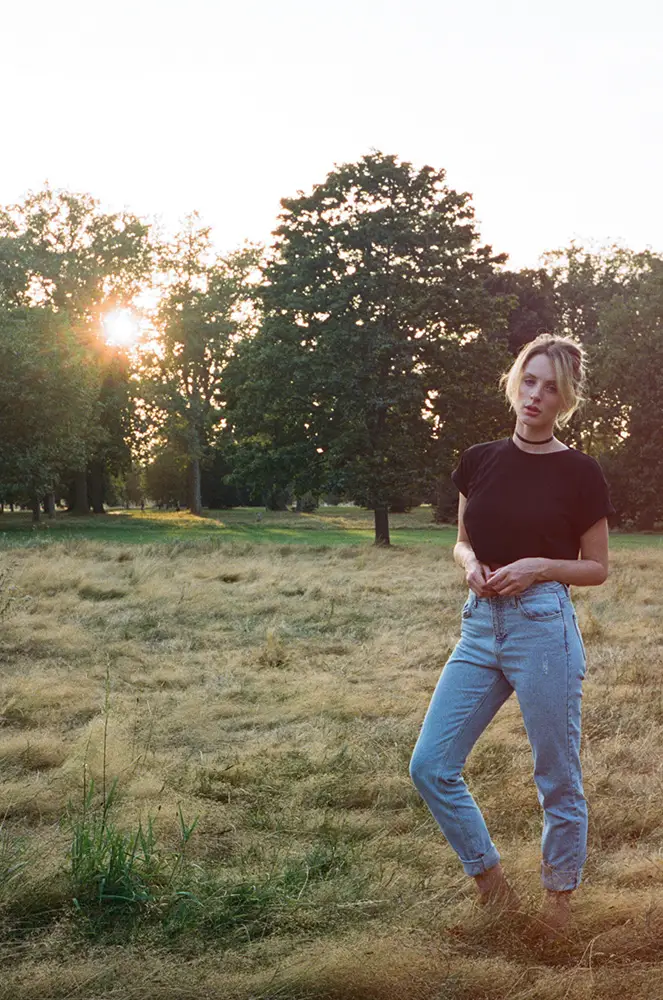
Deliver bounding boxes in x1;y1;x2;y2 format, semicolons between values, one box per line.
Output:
410;581;587;891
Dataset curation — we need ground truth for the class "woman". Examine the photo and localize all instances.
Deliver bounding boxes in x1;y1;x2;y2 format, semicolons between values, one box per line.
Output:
410;333;614;937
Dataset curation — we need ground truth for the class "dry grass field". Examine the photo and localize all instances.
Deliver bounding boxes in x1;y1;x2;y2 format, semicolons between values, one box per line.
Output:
2;536;663;999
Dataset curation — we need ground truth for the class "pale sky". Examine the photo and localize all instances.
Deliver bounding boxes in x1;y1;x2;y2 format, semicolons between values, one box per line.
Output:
2;0;662;268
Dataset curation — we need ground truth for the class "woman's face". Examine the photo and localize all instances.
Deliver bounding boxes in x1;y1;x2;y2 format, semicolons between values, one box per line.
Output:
516;352;563;430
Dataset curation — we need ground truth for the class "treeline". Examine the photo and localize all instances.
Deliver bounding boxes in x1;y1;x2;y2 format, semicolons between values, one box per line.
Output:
1;153;662;540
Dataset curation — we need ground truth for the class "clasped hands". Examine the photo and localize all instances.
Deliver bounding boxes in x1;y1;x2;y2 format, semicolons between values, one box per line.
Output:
467;557;545;598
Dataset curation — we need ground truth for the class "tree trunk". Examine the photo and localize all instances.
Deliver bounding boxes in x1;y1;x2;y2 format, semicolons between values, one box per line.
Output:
295;492;317;513
374;507;391;546
264;488;288;511
188;458;202;515
44;492;56;518
31;497;41;523
72;468;90;515
89;462;105;514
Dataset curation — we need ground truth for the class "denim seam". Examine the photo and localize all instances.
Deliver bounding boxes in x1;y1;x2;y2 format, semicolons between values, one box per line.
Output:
490;600;507;646
434;672;506;868
461;592;479;621
562;610;582;889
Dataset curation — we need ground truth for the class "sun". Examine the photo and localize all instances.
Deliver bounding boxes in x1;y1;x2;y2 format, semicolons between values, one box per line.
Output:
103;309;140;347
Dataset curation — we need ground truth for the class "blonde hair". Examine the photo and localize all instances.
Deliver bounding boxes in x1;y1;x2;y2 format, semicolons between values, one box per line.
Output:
501;333;587;428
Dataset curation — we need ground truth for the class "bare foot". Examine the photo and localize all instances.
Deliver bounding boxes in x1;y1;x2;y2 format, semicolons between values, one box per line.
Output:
474;863;520;911
535;889;573;942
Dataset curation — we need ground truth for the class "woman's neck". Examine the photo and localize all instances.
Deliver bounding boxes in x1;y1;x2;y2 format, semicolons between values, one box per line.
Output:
512;421;567;454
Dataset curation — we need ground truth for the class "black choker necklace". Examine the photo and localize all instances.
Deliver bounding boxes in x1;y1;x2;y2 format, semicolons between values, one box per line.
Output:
515;431;554;445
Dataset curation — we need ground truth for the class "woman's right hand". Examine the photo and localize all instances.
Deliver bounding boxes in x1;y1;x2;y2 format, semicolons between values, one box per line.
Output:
466;559;496;597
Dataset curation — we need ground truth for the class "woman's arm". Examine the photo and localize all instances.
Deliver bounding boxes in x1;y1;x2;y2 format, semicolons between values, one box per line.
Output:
536;516;609;585
486;517;609;596
454;494;496;597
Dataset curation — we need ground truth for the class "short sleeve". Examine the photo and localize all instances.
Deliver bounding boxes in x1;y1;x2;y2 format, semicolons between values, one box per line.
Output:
575;458;615;536
451;450;472;497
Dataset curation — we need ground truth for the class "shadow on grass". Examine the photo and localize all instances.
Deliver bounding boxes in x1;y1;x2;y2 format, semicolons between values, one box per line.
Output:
0;508;457;550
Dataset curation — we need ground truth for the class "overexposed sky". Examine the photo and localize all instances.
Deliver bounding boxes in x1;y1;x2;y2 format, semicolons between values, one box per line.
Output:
2;0;662;268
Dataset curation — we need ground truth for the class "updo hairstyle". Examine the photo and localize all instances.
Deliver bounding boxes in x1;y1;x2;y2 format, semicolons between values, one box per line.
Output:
500;333;587;428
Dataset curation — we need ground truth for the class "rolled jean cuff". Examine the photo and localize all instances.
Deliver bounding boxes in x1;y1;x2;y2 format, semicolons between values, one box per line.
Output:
460;844;501;877
541;862;582;892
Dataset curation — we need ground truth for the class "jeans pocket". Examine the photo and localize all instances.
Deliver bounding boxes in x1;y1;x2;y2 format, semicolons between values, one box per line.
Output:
461;593;476;619
571;613;587;660
516;592;563;621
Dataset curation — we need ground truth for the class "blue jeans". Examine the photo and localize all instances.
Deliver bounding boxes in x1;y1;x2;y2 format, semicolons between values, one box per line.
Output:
410;581;587;891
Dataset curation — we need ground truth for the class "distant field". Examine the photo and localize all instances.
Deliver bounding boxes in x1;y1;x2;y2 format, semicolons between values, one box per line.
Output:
1;536;663;999
0;506;456;548
0;505;658;550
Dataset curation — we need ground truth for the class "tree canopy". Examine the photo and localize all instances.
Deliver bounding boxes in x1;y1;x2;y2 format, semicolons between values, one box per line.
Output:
1;169;663;532
225;152;510;542
139;215;260;515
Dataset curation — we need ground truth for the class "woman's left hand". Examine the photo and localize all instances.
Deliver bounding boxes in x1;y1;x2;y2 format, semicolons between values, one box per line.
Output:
485;558;546;596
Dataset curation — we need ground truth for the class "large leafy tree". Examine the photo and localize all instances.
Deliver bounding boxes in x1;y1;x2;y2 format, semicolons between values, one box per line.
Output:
588;253;663;527
1;186;153;319
226;152;510;543
0;309;97;518
87;352;134;513
141;216;259;515
538;243;663;525
541;244;648;453
0;186;154;513
488;268;558;352
428;335;513;522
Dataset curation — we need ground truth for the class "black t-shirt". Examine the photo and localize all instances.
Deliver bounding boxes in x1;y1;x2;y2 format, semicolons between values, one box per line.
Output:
451;438;615;566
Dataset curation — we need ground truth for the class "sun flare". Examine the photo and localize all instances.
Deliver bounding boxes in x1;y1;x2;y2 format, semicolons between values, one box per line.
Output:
103;309;140;347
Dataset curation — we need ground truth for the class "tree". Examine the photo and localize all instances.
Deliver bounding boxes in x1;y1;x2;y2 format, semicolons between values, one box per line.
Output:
0;308;97;518
541;243;663;524
144;447;188;509
588;253;663;527
428;335;513;522
488;268;558;352
226;152;509;544
1;186;153;320
200;434;262;508
0;186;154;513
142;216;259;515
109;464;145;508
87;353;134;513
